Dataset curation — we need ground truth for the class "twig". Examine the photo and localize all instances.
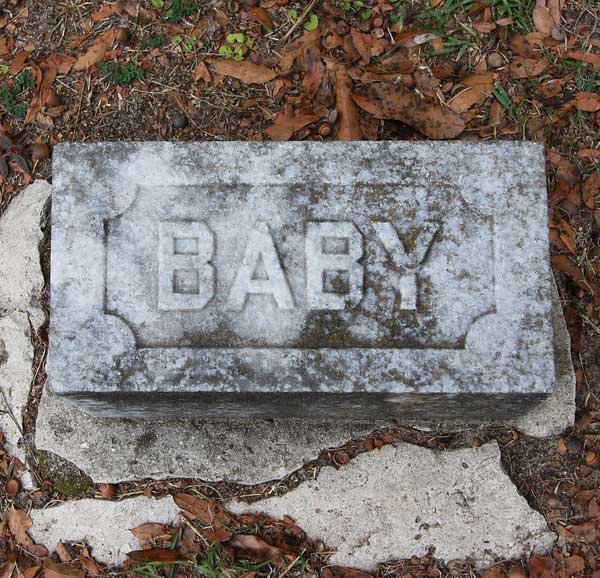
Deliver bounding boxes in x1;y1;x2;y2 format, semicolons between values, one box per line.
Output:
279;0;319;46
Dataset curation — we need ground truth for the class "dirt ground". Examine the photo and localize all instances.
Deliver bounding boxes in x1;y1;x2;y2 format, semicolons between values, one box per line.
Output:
1;0;600;577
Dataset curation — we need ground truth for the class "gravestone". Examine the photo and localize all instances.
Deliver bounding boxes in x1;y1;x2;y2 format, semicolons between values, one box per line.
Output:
49;141;554;419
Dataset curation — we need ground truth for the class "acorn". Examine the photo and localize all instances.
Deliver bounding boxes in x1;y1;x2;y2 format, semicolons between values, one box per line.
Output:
371;28;384;39
372;16;384;28
31;142;51;161
5;478;21;497
318;123;332;137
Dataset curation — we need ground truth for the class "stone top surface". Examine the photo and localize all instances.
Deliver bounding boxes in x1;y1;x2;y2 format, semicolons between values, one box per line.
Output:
49;141;554;408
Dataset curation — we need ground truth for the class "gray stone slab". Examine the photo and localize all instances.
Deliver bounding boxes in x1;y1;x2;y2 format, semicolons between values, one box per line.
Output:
34;282;574;484
50;142;554;419
0;180;50;468
229;441;556;570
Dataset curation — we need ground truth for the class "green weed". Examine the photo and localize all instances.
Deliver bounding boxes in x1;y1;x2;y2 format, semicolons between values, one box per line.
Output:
142;34;166;49
98;62;145;85
0;69;35;119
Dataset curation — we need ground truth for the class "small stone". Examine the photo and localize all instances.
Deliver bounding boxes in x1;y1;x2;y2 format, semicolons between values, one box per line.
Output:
551;27;565;41
171;111;188;130
488;52;504;68
326;108;339;124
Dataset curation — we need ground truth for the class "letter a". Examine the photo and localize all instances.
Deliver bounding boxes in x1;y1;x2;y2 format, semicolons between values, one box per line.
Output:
227;221;295;310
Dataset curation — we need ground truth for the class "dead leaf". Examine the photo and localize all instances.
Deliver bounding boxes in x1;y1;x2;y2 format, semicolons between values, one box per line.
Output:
583;171;600;209
279;29;320;72
578;149;600;159
229;534;289;563
321;567;373;578
194;61;211;83
264;107;320;140
9;52;28;75
8;507;33;547
92;1;123;21
335;66;362;140
21;565;40;578
533;5;556;36
510;56;550;78
43;561;85;578
527;556;557;578
74;28;117;71
353;83;465;139
248;7;273;31
561;50;600;72
448;72;493;113
0;562;15;578
174;493;234;527
127;549;192;563
130;522;167;541
350;28;371;64
575;92;600;112
206;59;277;84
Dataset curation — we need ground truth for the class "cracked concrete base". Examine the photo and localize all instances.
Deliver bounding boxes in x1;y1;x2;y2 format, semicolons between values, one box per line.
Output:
230;441;556;570
27;442;555;571
35;281;574;484
29;496;180;566
0;180;50;472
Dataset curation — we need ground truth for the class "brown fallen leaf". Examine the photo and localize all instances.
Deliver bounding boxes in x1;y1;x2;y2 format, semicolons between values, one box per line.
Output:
527;555;556;578
510;56;550;78
127;549;193;563
8;506;33;547
578;149;600;159
448;72;494;113
130;522;167;541
575;92;600;112
0;562;16;578
43;561;85;578
279;29;320;72
21;565;40;578
583;171;600;209
174;493;234;527
321;567;373;578
248;7;273;31
561;50;600;72
264;107;321;140
9;52;28;75
73;28;117;71
194;61;211;83
206;59;277;84
350;28;371;64
353;83;465;139
229;534;289;563
533;4;555;36
335;65;362;141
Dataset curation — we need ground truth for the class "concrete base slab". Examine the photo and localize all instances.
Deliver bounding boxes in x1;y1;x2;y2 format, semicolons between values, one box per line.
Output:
35;281;574;484
0;180;50;468
29;496;180;566
230;441;556;570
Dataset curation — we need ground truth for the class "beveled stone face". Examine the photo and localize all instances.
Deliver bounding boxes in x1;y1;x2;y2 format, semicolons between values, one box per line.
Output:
49;141;554;419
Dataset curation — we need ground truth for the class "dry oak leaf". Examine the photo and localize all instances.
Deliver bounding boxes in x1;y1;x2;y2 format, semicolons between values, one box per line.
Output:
448;72;493;114
92;2;124;21
247;7;273;31
229;534;290;563
561;50;600;72
73;28;117;71
206;59;277;84
578;149;600;159
174;493;234;527
194;61;211;83
0;562;15;578
510;56;550;78
130;522;168;541
353;82;465;139
335;65;362;141
279;29;320;72
8;506;33;547
43;561;84;578
533;4;556;36
527;555;556;578
575;92;600;112
264;108;321;141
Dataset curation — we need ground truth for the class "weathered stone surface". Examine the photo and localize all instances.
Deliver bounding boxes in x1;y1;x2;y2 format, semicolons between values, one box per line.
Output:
0;180;50;466
229;442;556;570
29;496;180;566
35;283;573;484
50;142;554;419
